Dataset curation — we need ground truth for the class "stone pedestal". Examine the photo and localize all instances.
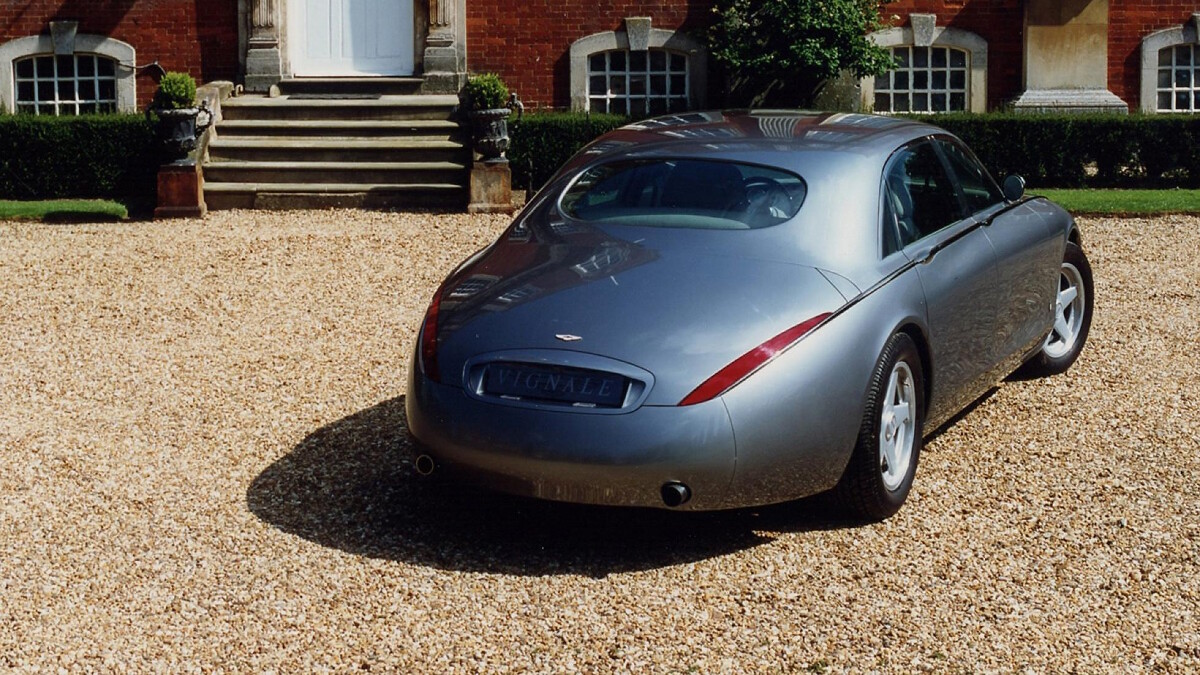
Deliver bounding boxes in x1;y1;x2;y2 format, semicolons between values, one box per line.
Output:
244;0;282;93
468;160;514;214
155;160;207;219
1013;0;1127;113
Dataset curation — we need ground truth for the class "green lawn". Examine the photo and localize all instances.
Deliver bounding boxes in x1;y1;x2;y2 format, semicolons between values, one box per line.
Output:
1035;189;1200;215
0;199;128;222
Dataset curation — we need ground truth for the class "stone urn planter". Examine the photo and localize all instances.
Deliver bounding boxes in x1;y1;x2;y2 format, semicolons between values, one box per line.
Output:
147;71;212;159
461;73;516;162
468;107;512;161
149;102;213;158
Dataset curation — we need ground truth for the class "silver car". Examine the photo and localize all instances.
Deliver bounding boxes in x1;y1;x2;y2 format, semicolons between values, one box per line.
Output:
405;111;1093;520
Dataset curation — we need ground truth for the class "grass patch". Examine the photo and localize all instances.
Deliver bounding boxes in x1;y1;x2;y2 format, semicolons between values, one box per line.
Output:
0;199;128;223
1035;189;1200;215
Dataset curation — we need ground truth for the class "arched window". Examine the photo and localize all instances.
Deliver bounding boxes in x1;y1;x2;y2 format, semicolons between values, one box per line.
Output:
587;48;689;116
0;34;136;114
1141;20;1200;113
569;23;706;114
13;53;119;115
863;20;987;114
873;45;969;113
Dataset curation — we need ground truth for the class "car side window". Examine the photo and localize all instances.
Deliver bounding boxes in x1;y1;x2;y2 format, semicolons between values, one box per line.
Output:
936;138;1004;214
882;140;965;253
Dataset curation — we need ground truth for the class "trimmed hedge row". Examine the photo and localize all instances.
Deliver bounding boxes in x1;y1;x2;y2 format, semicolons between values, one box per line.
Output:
923;113;1200;188
0;115;167;212
508;112;627;190
507;112;1200;190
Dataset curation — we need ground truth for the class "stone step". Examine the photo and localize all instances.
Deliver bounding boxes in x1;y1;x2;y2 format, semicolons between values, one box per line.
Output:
207;138;469;163
203;160;469;186
214;119;465;140
274;77;426;96
220;95;460;121
204;181;466;210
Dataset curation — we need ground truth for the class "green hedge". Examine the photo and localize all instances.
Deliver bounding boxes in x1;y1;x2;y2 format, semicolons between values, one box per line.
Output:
0;115;167;213
508;111;1200;190
508;112;627;190
912;113;1200;188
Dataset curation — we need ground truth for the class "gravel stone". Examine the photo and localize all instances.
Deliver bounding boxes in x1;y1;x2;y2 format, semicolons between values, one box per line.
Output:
1;210;1197;672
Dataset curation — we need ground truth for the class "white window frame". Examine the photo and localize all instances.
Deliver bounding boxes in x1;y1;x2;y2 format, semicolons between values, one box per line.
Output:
0;34;136;114
863;25;987;114
569;28;705;113
585;48;690;116
13;53;120;115
1140;19;1200;113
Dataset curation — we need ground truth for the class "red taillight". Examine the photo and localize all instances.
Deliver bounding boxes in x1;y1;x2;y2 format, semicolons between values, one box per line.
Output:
419;285;445;383
678;313;831;406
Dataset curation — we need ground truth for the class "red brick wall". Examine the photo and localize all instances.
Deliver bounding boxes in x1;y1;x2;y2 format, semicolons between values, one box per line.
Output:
1109;1;1198;110
466;1;713;110
1;1;238;109
884;1;1024;110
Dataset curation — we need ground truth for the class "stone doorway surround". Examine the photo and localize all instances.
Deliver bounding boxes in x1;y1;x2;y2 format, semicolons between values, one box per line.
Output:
238;0;467;94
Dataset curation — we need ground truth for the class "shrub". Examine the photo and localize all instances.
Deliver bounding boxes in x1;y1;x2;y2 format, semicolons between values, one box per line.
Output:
0;115;169;213
508;112;627;190
920;113;1200;188
461;73;509;112
152;72;197;110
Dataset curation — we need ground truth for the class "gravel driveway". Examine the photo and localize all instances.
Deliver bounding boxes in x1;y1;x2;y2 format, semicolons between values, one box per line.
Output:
1;210;1197;672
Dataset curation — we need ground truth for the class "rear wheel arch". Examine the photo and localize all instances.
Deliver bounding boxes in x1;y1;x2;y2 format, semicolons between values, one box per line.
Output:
897;322;933;412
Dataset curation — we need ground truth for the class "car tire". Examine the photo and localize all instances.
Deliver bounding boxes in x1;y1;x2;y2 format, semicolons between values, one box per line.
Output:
834;332;924;521
1020;241;1093;377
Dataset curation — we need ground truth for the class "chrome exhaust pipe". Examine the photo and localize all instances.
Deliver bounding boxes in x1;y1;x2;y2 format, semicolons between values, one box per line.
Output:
414;454;437;476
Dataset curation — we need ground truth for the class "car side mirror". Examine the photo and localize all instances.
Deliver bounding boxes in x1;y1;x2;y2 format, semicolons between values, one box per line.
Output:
1002;174;1025;202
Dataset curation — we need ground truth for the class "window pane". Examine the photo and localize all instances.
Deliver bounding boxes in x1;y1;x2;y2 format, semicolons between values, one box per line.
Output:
58;80;76;101
670;74;686;96
36;56;54;77
875;93;891;111
650;75;666;96
894;71;908;90
670;53;686;71
667;97;686;113
893;47;909;67
80;80;96;100
79;102;96;114
913;71;928;89
609;51;625;71
1176;68;1192;87
589;53;605;71
1160;48;1173;67
38;80;55;101
1177;91;1190;110
99;80;115;100
589;98;606;114
16;58;34;78
648;97;667;115
650;50;666;71
17;81;34;102
914;47;929;67
932;71;946;89
78;55;95;77
932;48;947;68
950;70;966;89
98;101;116;114
1159;91;1173;110
56;55;74;77
1177;45;1193;66
950;50;966;68
17;103;35;114
629;51;646;72
609;75;626;96
629;74;646;96
874;73;889;89
950;92;966;110
932;92;947;111
610;98;627;116
97;58;115;76
914;93;928;111
894;93;910;112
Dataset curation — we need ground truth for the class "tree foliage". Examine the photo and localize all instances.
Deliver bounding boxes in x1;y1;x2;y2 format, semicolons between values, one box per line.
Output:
709;0;895;107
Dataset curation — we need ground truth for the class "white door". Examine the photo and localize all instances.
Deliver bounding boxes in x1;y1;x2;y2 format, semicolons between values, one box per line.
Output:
290;0;413;76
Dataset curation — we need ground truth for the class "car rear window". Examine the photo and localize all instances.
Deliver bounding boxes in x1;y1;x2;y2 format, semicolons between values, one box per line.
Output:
559;159;807;230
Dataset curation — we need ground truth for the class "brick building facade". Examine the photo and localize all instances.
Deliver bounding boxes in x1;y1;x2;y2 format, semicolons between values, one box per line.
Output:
2;1;1199;115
